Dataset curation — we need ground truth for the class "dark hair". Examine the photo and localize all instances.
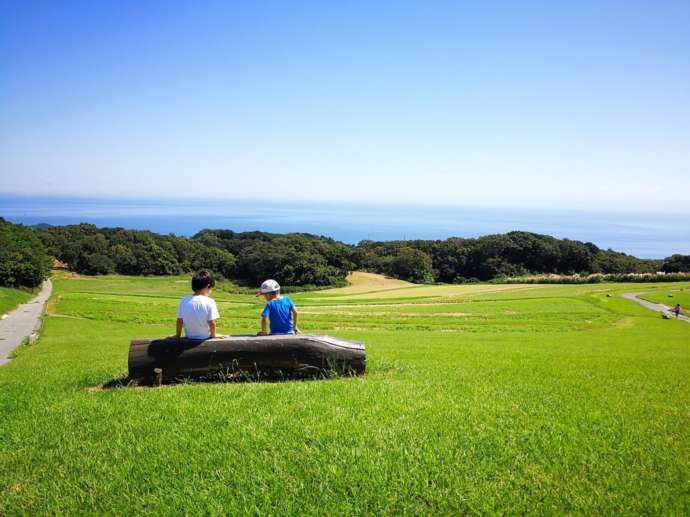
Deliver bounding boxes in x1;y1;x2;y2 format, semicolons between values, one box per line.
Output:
192;269;215;292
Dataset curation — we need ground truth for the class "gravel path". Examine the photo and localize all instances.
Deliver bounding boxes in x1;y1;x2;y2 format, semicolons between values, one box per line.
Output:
620;292;690;323
0;279;52;365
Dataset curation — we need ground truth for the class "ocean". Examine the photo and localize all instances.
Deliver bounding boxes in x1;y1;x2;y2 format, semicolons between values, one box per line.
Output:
1;195;688;259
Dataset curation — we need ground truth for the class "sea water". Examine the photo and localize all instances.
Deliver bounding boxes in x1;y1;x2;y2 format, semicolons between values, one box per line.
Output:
1;195;688;259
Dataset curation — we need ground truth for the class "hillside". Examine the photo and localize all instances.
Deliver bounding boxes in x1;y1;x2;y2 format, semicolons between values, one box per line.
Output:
0;286;33;315
35;224;679;286
325;271;414;294
3;218;690;291
1;274;688;513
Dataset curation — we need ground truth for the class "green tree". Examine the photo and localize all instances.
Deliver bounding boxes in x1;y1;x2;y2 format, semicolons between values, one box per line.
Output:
189;247;236;278
662;254;690;273
81;253;116;275
0;218;52;288
389;247;434;283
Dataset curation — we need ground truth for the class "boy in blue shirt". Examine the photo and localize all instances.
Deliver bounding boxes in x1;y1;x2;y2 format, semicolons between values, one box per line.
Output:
256;279;300;335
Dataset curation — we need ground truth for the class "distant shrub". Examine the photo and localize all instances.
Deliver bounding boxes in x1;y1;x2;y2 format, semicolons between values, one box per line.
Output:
492;272;690;284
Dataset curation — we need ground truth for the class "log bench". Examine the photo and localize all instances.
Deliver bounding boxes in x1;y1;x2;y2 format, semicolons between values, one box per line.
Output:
128;334;366;385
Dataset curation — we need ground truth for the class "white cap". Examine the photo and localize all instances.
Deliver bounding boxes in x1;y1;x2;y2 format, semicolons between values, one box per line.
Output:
256;279;280;296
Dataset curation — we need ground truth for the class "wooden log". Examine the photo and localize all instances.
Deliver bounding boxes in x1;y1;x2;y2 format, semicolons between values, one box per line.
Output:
128;334;366;385
153;368;163;387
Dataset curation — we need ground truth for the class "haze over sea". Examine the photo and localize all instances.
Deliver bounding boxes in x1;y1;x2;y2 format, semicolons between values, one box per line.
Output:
2;195;688;260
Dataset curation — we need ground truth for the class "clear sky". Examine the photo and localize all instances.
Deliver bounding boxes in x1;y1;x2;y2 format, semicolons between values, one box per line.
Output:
1;1;689;210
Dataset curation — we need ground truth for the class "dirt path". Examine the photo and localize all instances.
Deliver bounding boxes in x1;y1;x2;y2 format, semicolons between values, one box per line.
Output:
620;292;690;323
0;279;52;365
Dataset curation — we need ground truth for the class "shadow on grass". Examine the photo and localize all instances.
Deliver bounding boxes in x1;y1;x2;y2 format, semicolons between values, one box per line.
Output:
95;366;361;390
100;376;133;389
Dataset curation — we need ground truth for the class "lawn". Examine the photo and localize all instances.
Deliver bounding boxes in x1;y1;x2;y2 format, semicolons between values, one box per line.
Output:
640;287;690;316
0;273;688;514
0;286;34;316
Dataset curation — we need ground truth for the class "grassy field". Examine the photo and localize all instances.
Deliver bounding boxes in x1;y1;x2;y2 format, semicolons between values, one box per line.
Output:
0;286;34;316
640;287;690;316
1;272;689;514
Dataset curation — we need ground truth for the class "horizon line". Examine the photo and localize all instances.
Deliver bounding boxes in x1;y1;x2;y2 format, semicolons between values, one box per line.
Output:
2;191;689;217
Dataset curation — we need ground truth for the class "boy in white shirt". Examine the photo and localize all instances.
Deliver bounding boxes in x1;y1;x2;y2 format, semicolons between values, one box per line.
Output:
175;269;222;339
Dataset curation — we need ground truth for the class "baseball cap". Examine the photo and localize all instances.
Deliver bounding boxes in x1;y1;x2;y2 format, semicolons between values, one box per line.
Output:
256;279;280;296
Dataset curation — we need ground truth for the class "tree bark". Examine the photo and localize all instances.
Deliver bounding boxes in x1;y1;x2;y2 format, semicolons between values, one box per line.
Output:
128;334;365;385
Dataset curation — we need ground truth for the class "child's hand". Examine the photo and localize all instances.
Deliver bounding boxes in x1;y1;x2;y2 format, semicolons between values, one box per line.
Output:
294;327;301;334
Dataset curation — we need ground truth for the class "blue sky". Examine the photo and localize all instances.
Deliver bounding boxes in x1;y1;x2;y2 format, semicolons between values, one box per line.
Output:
1;1;689;209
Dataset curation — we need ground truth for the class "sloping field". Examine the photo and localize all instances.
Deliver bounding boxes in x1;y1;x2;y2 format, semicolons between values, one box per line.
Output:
0;286;33;316
323;271;545;300
1;274;689;514
323;282;542;300
325;271;414;294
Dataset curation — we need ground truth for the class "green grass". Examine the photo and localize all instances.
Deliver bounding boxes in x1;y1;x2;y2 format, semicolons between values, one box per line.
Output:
640;287;690;316
1;273;689;514
0;286;34;315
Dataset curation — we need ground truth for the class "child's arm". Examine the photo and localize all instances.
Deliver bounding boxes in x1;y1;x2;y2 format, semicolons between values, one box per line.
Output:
208;299;222;338
175;318;184;338
259;303;270;335
292;307;300;333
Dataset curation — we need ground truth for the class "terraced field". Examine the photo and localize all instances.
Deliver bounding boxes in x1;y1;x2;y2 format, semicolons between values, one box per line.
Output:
1;272;688;514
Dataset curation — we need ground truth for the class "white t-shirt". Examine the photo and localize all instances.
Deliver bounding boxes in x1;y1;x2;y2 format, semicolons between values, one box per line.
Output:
176;295;220;339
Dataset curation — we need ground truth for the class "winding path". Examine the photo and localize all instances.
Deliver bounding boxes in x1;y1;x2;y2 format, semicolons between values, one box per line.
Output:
0;279;52;365
620;292;690;323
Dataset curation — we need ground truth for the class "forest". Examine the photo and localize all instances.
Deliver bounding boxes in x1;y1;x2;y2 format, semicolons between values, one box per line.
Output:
1;218;688;289
0;218;52;288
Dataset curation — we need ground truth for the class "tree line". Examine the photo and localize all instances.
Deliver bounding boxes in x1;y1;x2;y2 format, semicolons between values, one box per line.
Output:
0;218;52;288
356;232;665;283
1;218;689;289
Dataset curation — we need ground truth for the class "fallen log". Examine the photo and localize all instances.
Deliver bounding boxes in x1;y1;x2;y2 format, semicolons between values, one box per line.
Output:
128;334;365;385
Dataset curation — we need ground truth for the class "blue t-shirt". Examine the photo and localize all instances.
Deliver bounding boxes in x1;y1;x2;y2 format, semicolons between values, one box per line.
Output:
261;296;295;334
